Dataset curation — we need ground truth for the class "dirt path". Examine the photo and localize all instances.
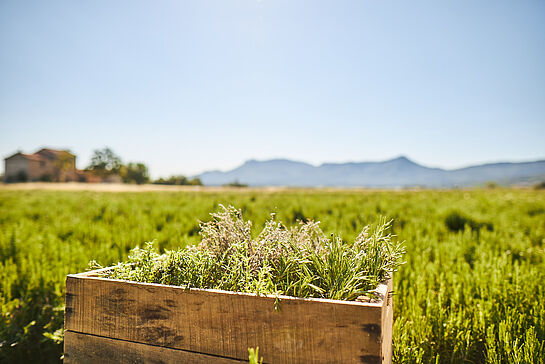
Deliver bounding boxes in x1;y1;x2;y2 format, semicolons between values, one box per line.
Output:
0;182;420;193
0;182;367;193
0;182;282;192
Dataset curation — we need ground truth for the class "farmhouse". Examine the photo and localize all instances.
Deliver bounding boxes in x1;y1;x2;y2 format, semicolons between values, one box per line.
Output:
4;148;78;182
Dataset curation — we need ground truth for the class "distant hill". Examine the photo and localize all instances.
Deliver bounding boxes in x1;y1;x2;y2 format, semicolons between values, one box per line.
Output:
197;156;545;187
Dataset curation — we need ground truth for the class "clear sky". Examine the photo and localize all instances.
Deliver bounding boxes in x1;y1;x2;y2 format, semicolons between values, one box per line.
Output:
1;0;544;178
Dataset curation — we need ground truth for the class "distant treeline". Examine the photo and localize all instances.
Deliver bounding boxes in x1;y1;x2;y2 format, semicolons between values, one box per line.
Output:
87;147;202;185
153;175;202;186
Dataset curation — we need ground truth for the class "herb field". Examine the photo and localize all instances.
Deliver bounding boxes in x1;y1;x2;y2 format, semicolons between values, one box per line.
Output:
1;189;544;363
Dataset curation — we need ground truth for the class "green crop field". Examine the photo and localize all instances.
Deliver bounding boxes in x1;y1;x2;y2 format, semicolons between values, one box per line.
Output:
1;188;544;363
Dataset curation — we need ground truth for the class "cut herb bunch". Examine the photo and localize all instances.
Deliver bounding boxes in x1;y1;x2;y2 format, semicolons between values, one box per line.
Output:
98;205;405;301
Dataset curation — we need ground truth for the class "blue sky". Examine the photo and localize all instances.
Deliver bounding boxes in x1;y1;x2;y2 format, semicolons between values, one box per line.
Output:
1;0;544;178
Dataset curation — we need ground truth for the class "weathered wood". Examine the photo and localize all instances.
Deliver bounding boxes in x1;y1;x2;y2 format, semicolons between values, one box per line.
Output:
380;278;394;364
65;271;393;364
64;330;245;364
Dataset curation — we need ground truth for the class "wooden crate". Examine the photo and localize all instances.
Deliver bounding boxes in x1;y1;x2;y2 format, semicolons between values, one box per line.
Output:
64;268;393;364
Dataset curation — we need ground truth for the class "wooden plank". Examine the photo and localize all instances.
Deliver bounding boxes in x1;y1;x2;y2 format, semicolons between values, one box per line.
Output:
380;278;394;364
66;274;389;363
64;330;245;364
73;266;114;278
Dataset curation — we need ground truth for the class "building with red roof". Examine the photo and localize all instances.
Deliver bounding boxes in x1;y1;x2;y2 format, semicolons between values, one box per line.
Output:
4;148;78;182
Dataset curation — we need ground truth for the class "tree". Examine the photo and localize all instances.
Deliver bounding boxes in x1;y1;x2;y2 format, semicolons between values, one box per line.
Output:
223;180;248;188
485;181;499;189
121;163;150;185
152;175;202;186
87;148;122;177
53;152;75;182
13;170;27;183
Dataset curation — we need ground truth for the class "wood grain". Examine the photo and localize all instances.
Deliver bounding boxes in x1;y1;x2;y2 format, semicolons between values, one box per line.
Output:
65;272;392;364
64;330;245;364
380;278;393;364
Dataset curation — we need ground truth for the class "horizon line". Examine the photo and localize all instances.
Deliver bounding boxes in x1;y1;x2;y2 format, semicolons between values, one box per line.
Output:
196;155;545;176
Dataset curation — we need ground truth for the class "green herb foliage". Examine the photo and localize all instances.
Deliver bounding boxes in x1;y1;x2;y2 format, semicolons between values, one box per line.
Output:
101;205;404;301
0;189;544;363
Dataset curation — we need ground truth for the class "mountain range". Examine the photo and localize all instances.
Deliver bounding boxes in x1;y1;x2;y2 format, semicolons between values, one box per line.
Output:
197;156;545;187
